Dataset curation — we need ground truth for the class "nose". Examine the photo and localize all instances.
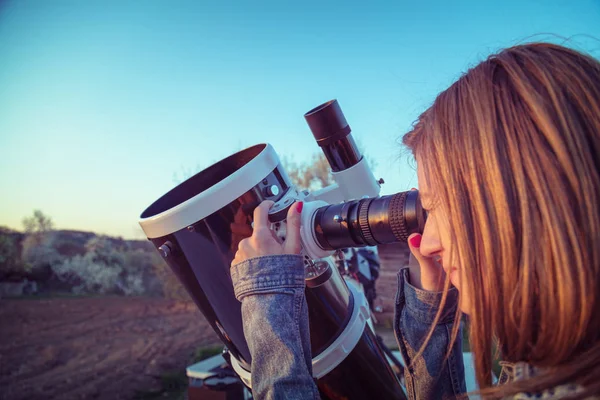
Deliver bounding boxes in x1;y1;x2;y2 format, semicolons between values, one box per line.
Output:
418;217;443;259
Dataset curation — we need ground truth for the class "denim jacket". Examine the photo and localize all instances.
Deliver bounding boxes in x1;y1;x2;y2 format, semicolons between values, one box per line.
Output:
395;268;466;399
231;255;584;400
231;254;464;399
231;255;320;400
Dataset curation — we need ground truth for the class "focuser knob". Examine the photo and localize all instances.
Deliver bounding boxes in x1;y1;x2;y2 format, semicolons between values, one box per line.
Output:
264;184;280;197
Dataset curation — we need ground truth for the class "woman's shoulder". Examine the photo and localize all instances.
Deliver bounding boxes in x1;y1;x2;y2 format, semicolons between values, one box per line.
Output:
500;361;595;399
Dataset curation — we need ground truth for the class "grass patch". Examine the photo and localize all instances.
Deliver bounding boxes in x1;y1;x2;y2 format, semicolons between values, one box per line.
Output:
192;345;223;363
133;344;224;400
134;371;188;400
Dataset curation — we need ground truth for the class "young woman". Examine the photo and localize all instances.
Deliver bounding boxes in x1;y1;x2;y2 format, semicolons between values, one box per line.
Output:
230;42;600;399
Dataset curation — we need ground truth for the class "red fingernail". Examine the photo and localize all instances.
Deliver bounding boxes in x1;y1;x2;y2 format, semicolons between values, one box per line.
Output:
409;234;421;248
296;201;303;213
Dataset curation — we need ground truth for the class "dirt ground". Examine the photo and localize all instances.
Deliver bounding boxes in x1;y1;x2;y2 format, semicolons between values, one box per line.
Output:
0;244;409;400
0;297;220;400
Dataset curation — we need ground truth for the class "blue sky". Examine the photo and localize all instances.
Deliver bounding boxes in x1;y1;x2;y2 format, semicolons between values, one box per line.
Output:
1;0;599;239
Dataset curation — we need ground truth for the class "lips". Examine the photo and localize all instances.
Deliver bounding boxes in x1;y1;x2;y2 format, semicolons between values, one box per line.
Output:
433;255;459;287
433;255;449;273
433;255;460;287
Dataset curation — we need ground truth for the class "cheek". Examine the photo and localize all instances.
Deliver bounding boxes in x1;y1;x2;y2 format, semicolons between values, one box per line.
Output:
437;218;459;267
454;269;472;315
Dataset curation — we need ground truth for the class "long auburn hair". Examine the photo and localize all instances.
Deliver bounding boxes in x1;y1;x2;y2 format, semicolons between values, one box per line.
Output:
403;42;600;398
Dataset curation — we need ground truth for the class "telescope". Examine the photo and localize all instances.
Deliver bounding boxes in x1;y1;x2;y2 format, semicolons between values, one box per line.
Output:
139;100;426;399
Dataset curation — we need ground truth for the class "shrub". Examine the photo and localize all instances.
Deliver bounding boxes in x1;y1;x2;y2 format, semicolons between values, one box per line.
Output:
52;235;87;258
0;233;22;279
153;261;191;301
84;236;125;267
124;248;159;273
21;232;63;271
122;249;163;296
121;273;145;296
52;252;123;294
22;210;54;234
51;236;149;295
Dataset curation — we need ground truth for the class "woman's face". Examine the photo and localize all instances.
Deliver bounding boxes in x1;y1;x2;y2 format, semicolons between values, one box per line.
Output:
417;161;471;314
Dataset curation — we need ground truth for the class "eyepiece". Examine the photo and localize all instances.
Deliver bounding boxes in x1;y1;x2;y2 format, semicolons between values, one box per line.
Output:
304;100;361;172
305;100;351;146
312;190;426;250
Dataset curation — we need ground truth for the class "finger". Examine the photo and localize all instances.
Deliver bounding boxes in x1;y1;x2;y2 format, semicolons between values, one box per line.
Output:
408;233;438;270
238;238;251;254
252;200;275;232
407;233;445;291
407;233;424;259
283;201;303;254
232;248;242;267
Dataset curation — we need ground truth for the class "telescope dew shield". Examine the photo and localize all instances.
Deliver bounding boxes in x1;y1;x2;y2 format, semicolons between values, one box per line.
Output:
139;143;406;399
139;144;291;367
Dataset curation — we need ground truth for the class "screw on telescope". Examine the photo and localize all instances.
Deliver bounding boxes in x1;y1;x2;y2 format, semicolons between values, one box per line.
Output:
158;242;173;258
378;178;385;185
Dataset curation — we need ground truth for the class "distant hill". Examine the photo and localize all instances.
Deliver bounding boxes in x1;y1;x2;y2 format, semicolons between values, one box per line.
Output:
0;227;169;297
0;227;153;258
50;230;154;257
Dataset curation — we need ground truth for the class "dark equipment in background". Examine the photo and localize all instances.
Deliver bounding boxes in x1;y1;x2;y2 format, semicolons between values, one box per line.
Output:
336;247;381;311
139;100;426;399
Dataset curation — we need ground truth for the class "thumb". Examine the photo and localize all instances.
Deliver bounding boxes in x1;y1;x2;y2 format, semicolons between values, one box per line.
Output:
407;233;445;291
407;233;426;263
283;201;303;254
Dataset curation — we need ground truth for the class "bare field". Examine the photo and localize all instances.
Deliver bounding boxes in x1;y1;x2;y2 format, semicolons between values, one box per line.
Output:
0;297;219;400
0;244;409;400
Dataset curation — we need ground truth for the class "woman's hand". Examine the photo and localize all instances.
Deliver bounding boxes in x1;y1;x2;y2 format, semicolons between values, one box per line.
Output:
407;233;446;292
231;200;303;266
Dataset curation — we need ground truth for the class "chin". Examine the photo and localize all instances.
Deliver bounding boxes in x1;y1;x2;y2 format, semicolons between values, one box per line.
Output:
458;299;470;315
